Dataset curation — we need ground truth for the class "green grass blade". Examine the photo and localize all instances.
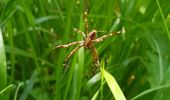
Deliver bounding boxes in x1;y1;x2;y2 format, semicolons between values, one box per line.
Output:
14;83;22;100
150;34;163;83
131;84;170;100
103;69;126;100
91;89;100;100
69;11;85;100
100;62;105;100
0;84;14;95
0;28;7;99
19;69;38;100
34;16;57;24
156;0;170;41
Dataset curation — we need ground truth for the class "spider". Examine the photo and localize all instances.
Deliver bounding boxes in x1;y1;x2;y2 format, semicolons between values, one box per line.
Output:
56;10;124;67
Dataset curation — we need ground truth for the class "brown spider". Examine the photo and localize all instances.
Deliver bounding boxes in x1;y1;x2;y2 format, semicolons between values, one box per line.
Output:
56;10;124;67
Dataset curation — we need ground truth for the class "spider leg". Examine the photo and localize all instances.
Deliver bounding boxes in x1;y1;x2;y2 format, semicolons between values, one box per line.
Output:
84;9;89;35
55;41;84;48
93;30;122;43
74;28;86;38
64;44;83;62
91;46;100;67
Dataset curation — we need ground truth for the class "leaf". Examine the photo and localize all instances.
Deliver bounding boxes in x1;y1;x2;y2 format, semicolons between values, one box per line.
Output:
103;69;126;100
131;84;170;100
34;16;57;24
91;89;100;100
19;69;38;100
0;84;14;95
0;28;7;98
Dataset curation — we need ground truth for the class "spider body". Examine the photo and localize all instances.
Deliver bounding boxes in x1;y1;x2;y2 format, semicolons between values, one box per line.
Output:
84;30;97;48
55;10;124;67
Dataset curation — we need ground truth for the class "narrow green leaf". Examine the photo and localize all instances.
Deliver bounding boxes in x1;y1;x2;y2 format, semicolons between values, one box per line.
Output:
131;84;170;100
0;28;7;98
34;16;57;24
156;0;170;41
0;84;14;95
19;69;38;100
14;83;22;100
100;62;105;100
103;69;126;100
91;89;100;100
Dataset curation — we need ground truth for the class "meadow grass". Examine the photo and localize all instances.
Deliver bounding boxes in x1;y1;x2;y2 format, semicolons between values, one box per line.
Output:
0;0;170;100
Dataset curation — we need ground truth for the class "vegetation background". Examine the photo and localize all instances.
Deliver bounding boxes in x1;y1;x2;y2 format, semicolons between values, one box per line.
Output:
0;0;170;100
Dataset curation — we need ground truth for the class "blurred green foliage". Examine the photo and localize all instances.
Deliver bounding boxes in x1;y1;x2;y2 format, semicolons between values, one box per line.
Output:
0;0;170;100
0;28;7;99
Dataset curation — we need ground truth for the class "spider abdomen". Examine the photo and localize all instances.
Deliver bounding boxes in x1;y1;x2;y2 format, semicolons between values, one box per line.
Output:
88;30;97;40
84;30;97;48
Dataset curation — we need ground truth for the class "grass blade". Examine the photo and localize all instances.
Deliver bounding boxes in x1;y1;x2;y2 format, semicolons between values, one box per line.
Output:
0;84;14;95
0;28;7;99
156;0;170;41
131;84;170;100
19;69;38;100
14;83;22;100
103;69;126;100
91;89;100;100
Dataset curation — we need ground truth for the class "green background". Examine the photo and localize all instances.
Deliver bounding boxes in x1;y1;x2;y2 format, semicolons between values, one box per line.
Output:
0;0;170;100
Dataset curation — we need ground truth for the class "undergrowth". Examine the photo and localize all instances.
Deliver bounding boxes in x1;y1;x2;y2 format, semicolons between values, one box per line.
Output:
0;0;170;100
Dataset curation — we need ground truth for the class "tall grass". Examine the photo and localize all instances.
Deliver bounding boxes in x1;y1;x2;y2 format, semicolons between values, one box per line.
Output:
0;0;170;100
0;28;7;99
